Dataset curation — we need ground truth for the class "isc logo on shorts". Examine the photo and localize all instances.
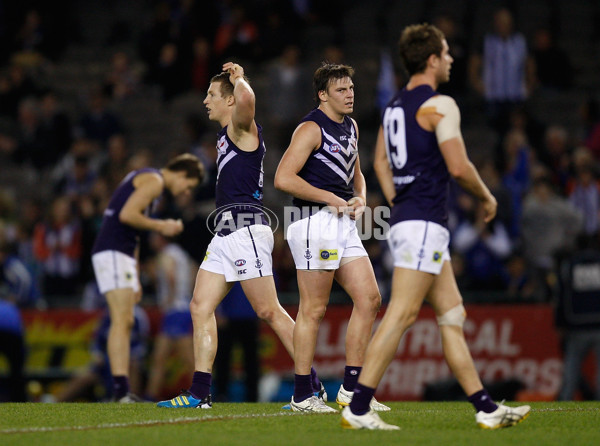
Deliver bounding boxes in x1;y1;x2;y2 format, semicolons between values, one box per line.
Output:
235;259;246;267
319;249;338;260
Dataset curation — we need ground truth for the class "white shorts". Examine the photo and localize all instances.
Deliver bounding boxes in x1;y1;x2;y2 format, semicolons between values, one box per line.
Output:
287;208;368;270
92;250;140;294
200;224;273;282
388;220;450;275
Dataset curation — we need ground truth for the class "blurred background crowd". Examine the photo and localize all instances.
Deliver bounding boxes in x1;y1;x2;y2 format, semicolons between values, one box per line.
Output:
1;0;599;402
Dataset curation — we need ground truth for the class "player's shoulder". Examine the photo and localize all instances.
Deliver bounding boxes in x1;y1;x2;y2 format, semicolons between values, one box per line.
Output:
422;94;459;116
133;170;164;191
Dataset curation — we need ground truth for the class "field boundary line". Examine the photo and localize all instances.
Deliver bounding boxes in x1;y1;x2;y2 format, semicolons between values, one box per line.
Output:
1;411;303;435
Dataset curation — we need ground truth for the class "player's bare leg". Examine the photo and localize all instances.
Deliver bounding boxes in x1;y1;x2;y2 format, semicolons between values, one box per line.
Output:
426;261;483;395
189;269;232;373
241;275;295;357
335;257;381;366
294;270;335;375
358;268;434;387
105;288;137;377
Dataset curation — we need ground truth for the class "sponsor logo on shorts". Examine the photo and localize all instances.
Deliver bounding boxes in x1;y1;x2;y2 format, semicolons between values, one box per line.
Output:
235;259;246;267
319;249;338;260
432;251;442;263
125;272;133;280
204;251;209;261
304;249;312;260
237;269;247;275
255;259;263;269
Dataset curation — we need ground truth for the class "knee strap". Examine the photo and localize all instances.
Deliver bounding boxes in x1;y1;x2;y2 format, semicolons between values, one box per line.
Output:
437;304;466;327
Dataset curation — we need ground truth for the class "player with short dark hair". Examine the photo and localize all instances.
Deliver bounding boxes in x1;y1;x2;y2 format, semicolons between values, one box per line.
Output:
91;152;204;402
274;62;389;413
340;23;531;430
158;62;324;409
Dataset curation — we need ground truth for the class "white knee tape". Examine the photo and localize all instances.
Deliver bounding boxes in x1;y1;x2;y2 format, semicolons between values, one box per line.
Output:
436;304;466;327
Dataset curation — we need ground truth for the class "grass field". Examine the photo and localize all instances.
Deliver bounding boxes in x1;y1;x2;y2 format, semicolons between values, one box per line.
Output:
1;401;599;446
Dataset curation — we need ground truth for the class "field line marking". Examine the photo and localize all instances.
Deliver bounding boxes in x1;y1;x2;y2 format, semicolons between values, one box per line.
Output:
1;411;303;435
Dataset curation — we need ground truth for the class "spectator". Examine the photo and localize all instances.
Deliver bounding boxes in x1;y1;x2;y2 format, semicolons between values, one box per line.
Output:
468;8;535;136
76;86;123;148
12;96;48;170
0;236;39;307
434;14;469;102
265;44;311;151
32;195;83;298
567;162;600;237
531;28;573;91
151;42;188;103
98;133;131;191
190;36;213;93
452;194;512;291
38;90;72;168
103;51;140;101
520;175;583;300
144;233;195;401
500;129;532;238
213;4;259;61
0;298;26;402
555;234;600;400
54;154;97;200
541;125;572;191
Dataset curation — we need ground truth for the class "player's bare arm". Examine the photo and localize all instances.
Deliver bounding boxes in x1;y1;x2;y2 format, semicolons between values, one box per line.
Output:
274;121;348;210
426;95;497;222
119;172;183;236
224;62;259;152
347;154;366;220
373;125;396;206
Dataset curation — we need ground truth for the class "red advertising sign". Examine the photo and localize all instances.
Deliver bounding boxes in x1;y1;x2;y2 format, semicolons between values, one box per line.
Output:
260;304;573;401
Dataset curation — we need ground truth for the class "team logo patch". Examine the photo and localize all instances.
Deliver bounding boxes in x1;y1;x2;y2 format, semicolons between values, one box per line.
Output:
304;249;312;260
235;259;246;267
432;251;442;263
319;249;338;260
418;249;425;259
329;143;341;153
255;259;263;269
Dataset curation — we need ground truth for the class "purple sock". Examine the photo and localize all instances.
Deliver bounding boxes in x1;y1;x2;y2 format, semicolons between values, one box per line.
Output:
189;371;212;400
349;383;374;415
342;366;362;392
113;375;129;399
294;374;313;403
467;389;498;413
310;367;321;392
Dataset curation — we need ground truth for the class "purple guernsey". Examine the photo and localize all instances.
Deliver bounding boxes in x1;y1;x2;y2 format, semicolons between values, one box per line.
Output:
92;167;161;257
213;124;267;235
383;85;450;227
293;108;357;210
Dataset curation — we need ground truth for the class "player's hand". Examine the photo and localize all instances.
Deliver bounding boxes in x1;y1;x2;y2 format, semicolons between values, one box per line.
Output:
324;193;351;216
223;62;244;84
346;196;366;220
481;194;497;223
160;218;184;236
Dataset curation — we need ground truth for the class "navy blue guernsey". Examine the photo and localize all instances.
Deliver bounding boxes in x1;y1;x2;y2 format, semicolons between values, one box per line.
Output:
92;167;161;257
293;108;358;212
383;85;450;227
213;124;267;235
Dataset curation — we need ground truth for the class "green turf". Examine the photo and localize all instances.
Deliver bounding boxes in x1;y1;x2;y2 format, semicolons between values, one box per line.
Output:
1;401;598;446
